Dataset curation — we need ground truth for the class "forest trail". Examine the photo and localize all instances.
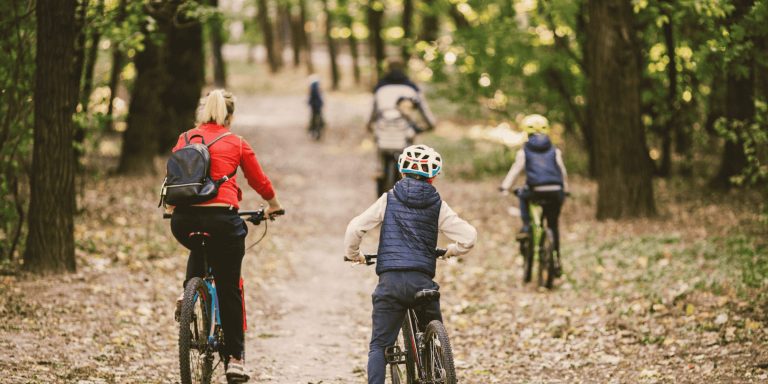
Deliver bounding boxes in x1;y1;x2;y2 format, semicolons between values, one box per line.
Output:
1;85;766;384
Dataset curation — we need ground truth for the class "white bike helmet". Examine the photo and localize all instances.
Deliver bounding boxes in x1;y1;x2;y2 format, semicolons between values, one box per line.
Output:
398;144;442;178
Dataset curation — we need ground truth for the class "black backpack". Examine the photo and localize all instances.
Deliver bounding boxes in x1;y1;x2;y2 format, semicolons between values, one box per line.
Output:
159;132;236;207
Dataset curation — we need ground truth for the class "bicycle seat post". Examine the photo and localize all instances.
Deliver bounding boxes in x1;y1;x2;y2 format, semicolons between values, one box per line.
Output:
188;231;213;278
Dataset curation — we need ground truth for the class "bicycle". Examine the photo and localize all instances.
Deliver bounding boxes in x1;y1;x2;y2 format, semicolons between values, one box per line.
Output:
514;188;560;289
164;208;284;384
345;249;457;384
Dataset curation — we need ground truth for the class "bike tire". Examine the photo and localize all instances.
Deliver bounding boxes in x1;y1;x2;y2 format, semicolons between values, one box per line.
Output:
537;229;556;289
423;320;457;384
401;318;417;384
522;238;533;284
179;277;214;384
390;363;402;384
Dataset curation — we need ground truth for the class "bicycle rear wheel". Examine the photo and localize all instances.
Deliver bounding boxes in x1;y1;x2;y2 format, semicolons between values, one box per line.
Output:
179;277;214;384
521;238;533;283
401;318;417;384
537;229;556;289
423;320;457;384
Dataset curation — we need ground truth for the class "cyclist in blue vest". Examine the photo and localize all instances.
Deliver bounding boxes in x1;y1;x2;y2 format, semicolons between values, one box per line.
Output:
344;144;477;384
499;114;569;275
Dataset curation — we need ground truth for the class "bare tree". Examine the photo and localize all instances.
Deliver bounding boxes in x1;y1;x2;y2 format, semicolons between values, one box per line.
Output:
25;0;83;273
587;0;656;219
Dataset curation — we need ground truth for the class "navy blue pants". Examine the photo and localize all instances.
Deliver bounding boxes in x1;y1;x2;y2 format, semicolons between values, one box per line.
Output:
171;206;248;359
517;188;564;252
368;271;442;384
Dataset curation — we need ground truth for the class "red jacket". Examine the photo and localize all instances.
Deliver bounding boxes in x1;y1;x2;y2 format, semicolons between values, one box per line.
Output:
172;123;275;208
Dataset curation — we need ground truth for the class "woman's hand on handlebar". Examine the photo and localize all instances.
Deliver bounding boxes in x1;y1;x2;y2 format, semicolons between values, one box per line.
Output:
266;197;285;218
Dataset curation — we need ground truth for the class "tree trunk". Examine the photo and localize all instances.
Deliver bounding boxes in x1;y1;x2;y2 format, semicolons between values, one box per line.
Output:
587;0;655;219
80;0;104;112
659;14;676;177
299;0;314;73
345;13;361;84
158;8;205;153
402;0;413;60
209;0;227;87
107;0;127;126
273;3;285;69
419;0;438;43
117;23;165;175
367;3;385;81
257;0;279;72
712;0;755;188
713;69;754;188
290;10;301;67
25;0;81;273
323;0;340;89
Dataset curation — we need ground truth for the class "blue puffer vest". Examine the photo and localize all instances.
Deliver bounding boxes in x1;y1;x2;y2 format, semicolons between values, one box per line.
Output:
376;177;442;277
524;134;563;187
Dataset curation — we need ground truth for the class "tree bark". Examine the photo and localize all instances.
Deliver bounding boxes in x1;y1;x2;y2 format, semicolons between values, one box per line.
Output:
290;9;301;67
273;3;285;69
80;0;104;112
107;0;127;126
344;12;361;84
659;13;676;177
587;0;655;219
158;7;205;153
419;0;438;43
209;0;227;87
712;0;755;188
25;0;81;273
323;0;340;89
402;0;413;60
117;23;165;175
299;0;314;73
257;0;279;72
367;3;385;81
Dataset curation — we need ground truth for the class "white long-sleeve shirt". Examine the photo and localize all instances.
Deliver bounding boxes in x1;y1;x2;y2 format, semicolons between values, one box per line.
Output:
500;149;569;191
344;194;477;261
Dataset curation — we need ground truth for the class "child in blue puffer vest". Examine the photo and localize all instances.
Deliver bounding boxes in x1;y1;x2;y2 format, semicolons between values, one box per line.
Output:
344;144;477;384
499;114;569;275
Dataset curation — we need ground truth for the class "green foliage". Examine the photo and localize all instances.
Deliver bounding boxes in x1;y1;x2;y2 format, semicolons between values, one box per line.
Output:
0;1;35;262
416;0;585;126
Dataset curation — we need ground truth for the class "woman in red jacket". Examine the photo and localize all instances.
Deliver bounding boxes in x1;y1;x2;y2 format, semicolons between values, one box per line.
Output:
170;89;283;380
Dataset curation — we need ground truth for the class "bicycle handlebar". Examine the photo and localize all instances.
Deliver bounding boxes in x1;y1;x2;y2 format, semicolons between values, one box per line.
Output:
344;248;448;265
162;208;286;226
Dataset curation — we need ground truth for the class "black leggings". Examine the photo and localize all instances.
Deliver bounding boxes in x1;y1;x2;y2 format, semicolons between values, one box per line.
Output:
171;207;248;359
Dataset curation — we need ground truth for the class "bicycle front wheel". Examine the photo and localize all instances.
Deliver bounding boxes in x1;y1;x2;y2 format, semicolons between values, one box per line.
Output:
179;277;214;384
423;320;457;384
537;228;556;289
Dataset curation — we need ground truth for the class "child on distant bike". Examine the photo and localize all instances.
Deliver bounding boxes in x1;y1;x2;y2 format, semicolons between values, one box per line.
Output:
307;74;324;137
499;114;568;276
344;144;477;384
168;90;284;381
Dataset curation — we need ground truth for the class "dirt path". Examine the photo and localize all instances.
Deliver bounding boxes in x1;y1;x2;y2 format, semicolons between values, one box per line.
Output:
233;92;378;383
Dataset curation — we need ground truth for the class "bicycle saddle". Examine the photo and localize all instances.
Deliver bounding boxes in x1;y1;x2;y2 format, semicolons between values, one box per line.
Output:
414;289;440;305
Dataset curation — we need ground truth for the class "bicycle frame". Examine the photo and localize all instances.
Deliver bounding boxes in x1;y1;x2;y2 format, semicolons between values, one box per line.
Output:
529;202;545;262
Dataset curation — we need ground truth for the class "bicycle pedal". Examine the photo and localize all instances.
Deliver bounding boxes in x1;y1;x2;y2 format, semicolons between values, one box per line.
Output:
384;345;404;364
226;373;250;383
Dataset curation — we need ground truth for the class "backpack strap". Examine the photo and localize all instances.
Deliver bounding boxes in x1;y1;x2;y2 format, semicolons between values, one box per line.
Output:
185;132;206;145
210;133;238;185
206;132;233;148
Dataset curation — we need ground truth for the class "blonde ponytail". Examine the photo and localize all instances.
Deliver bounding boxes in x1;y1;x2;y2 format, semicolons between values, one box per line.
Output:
197;89;235;125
